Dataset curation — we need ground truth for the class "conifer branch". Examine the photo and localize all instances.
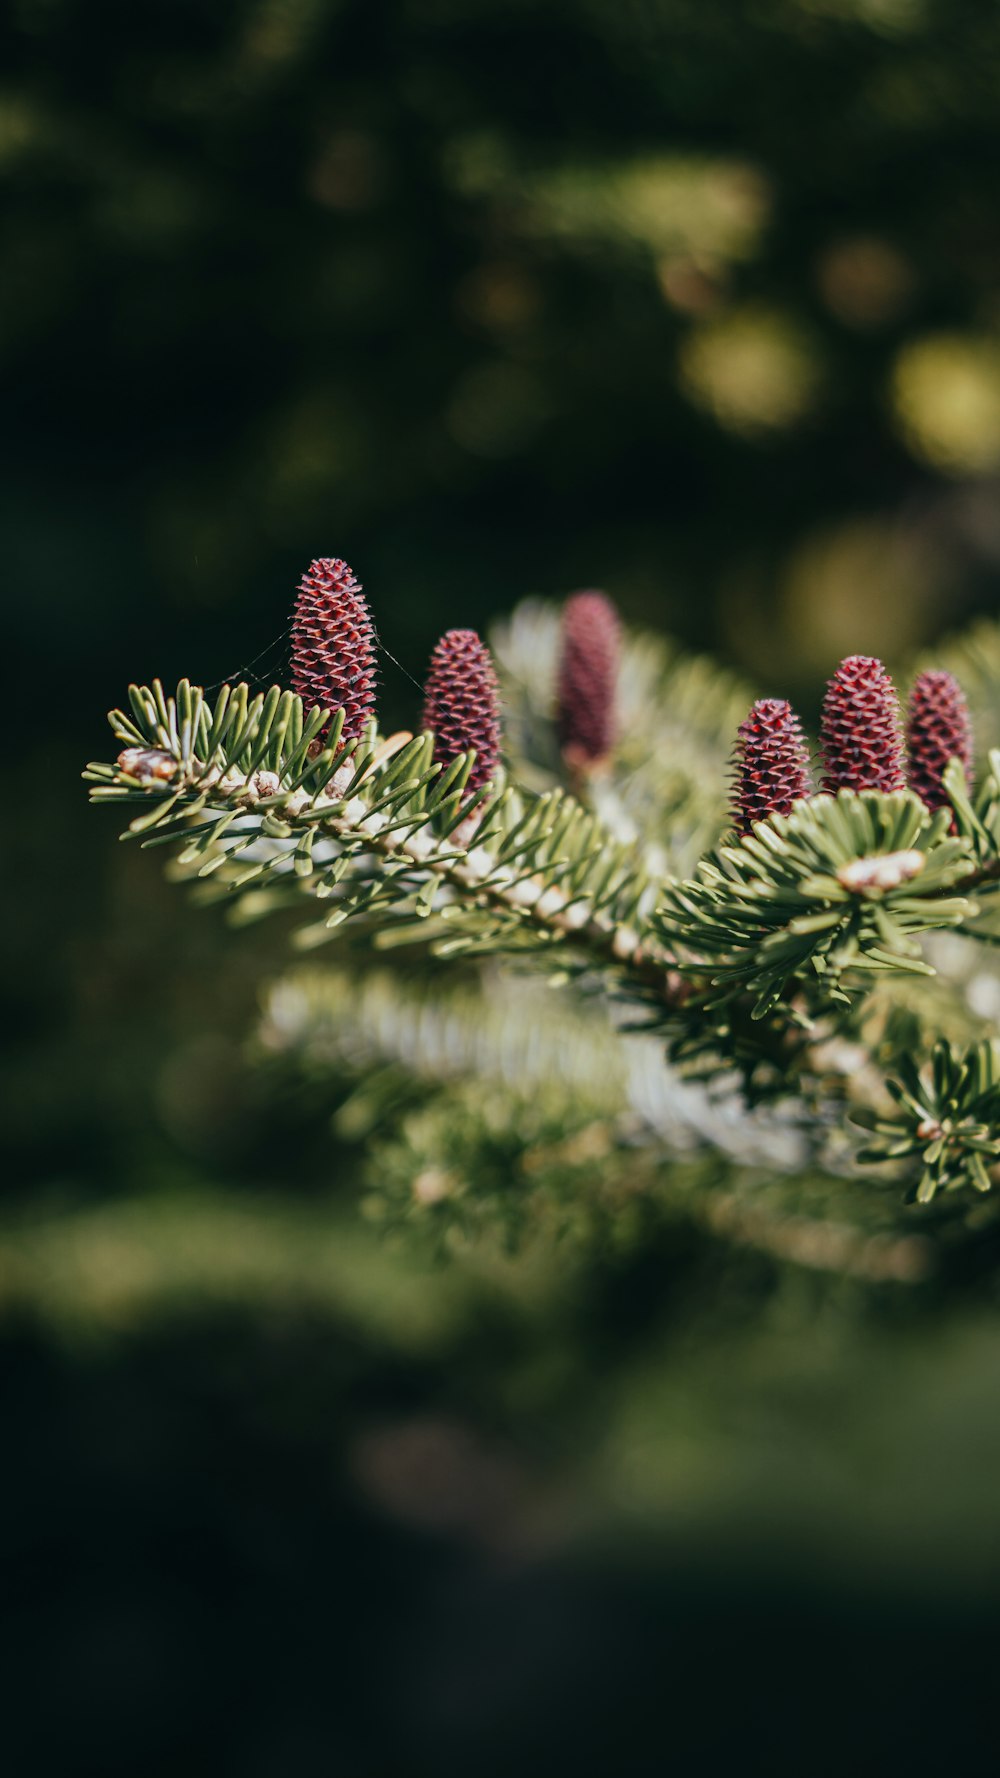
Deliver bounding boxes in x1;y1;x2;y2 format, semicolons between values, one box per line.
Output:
85;679;1000;1123
85;677;674;987
258;966;936;1278
82;580;1000;1224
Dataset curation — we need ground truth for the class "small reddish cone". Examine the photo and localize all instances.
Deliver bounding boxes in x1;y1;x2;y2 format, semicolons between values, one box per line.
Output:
906;669;974;811
820;655;906;794
422;629;501;793
290;556;377;739
732;698;813;834
556;590;620;767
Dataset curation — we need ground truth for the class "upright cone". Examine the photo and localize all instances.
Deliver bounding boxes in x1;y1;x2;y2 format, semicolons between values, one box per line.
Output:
820;655;906;794
732;698;813;833
422;629;501;793
290;556;377;739
906;669;973;812
556;590;620;768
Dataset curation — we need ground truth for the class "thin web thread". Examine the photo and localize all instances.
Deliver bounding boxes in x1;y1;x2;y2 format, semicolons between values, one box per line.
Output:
377;639;424;695
202;620;425;699
202;621;294;693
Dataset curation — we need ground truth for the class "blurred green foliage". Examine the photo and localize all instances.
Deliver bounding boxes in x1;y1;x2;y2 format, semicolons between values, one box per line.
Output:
7;0;1000;708
8;2;1000;1769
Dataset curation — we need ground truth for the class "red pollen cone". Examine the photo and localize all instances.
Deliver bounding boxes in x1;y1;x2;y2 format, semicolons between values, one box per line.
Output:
556;589;620;766
290;556;377;740
906;669;973;812
422;629;501;793
733;698;813;834
820;655;906;794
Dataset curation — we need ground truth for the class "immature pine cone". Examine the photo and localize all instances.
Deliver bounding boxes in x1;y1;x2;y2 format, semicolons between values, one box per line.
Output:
905;669;973;811
733;698;813;834
820;655;906;794
422;629;501;792
556;589;620;766
290;556;377;740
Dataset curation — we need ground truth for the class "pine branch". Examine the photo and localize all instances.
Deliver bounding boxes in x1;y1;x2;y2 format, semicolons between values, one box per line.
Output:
258;965;939;1276
86;680;1000;1119
85;677;674;989
83;624;1000;1221
258;964;808;1170
655;787;982;1022
854;1038;1000;1203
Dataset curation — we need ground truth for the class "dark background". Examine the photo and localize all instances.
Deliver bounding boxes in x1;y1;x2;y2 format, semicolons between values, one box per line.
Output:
6;1;1000;1771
